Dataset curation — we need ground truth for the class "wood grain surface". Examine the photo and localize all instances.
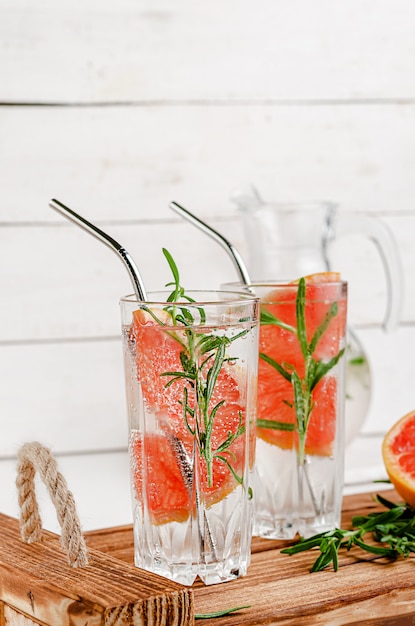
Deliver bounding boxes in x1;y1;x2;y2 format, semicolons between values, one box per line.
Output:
0;512;193;626
85;490;415;625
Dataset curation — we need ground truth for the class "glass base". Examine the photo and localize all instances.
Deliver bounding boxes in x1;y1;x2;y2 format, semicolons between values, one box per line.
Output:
198;557;249;585
297;511;341;539
137;557;198;587
132;485;252;586
254;518;297;541
253;439;343;540
135;554;249;587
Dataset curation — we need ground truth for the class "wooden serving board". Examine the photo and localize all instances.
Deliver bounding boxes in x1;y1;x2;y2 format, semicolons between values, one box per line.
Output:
85;489;415;625
0;512;193;626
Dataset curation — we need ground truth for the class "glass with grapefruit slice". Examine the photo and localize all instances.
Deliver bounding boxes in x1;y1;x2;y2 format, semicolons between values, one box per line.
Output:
224;274;347;539
120;289;259;585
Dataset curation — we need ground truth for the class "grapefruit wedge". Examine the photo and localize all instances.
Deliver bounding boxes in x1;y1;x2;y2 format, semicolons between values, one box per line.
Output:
130;430;192;525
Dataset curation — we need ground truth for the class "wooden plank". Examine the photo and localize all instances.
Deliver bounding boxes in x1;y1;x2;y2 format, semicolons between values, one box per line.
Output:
0;441;388;534
191;573;415;625
0;512;193;626
3;605;42;626
0;340;128;456
0;453;133;532
1;105;415;224
1;302;414;458
359;326;415;434
1;325;414;458
85;490;415;625
0;220;242;342
3;215;412;343
1;1;415;103
0;445;385;534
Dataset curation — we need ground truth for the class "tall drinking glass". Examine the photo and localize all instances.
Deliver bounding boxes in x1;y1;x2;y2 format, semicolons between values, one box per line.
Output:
120;291;259;585
224;279;347;539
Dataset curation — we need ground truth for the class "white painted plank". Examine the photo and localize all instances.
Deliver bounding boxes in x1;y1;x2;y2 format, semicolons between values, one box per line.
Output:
1;1;415;102
344;434;388;491
1;104;415;224
0;340;128;457
0;221;242;343
0;452;131;532
358;325;415;435
0;324;412;465
0;439;390;534
0;322;413;458
0;213;413;343
327;218;409;331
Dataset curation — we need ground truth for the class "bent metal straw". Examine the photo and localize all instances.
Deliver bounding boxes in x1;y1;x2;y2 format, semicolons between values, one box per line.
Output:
49;197;219;564
169;200;252;286
49;198;147;302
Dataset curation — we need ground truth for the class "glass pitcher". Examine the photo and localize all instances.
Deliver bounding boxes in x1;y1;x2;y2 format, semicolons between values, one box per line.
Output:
232;185;403;444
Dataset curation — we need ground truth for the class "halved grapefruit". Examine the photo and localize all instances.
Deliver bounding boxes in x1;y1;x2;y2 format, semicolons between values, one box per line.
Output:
382;410;415;508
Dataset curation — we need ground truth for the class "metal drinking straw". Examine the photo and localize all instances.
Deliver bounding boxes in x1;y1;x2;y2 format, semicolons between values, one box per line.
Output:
49;197;216;555
49;199;147;302
169;200;252;286
170;200;324;516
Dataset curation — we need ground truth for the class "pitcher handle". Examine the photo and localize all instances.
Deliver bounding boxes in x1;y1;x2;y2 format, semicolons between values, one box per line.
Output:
333;212;403;332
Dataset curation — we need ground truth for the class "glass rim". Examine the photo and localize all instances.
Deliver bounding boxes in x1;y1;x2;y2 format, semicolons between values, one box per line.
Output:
120;289;260;307
223;279;348;289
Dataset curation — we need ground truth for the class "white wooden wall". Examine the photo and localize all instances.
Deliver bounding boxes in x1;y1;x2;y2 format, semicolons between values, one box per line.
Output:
1;0;415;529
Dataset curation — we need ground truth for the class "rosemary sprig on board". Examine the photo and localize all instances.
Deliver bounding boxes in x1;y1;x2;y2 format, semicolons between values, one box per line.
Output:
281;494;415;572
195;606;251;619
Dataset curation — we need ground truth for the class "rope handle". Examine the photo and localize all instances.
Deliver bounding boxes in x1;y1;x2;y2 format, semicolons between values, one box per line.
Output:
16;442;89;568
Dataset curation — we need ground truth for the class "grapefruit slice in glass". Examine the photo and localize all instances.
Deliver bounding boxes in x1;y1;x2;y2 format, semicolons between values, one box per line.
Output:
257;273;346;456
130;308;249;524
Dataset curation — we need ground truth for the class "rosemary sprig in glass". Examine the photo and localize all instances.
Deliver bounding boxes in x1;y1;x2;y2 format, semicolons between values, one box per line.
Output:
257;277;345;465
147;248;247;488
281;494;415;572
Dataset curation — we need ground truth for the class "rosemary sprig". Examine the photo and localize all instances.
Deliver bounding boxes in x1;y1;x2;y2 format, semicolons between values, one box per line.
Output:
281;494;415;572
195;606;251;619
155;248;247;488
259;277;345;464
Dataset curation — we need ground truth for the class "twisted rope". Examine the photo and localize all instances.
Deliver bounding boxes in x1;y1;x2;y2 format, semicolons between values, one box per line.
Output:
16;442;89;568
